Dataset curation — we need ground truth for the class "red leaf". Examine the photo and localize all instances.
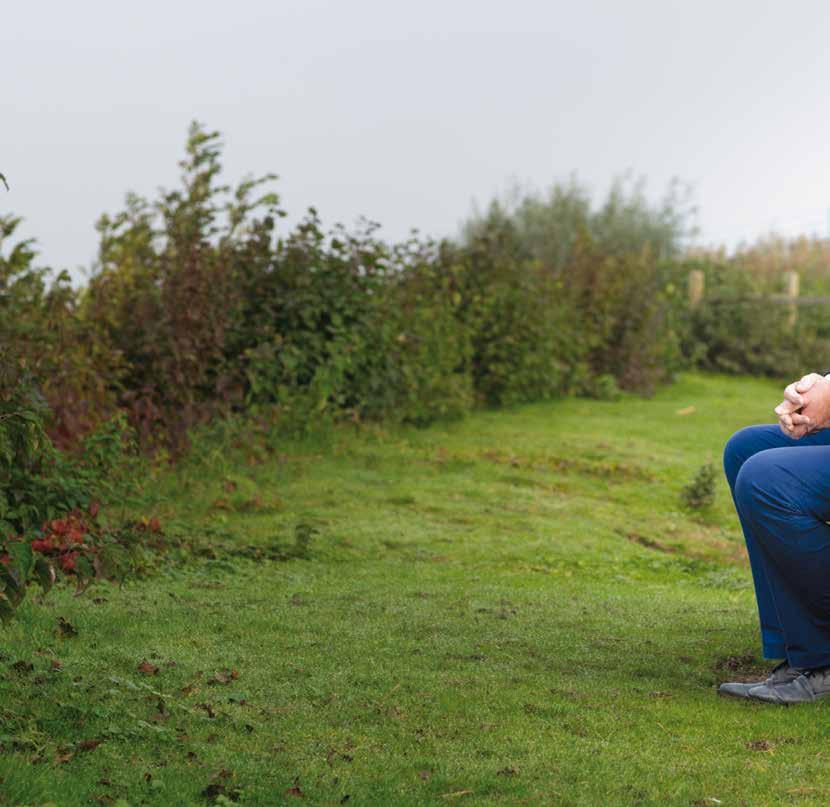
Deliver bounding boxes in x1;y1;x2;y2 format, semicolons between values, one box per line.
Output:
285;778;305;798
60;553;78;572
138;659;159;676
76;738;102;752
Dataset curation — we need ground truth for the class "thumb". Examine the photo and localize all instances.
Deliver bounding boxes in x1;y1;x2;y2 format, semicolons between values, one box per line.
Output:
796;375;818;393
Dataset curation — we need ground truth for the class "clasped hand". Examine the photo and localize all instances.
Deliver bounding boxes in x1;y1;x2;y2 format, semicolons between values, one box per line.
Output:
775;373;830;438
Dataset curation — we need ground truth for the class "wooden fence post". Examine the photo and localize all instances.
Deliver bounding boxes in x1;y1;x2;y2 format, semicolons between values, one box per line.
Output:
785;270;800;328
688;269;704;309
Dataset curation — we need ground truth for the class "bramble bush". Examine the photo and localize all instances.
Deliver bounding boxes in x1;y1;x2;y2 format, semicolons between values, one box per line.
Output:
0;216;120;448
84;124;282;452
0;505;162;623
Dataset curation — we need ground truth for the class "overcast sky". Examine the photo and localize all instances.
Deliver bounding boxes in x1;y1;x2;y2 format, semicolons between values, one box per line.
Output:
4;0;830;278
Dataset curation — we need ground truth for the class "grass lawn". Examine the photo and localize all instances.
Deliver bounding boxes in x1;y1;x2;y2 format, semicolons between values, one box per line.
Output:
1;371;826;806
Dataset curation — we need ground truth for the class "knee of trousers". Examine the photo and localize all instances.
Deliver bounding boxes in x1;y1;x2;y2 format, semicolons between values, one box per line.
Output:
724;425;770;488
734;450;797;520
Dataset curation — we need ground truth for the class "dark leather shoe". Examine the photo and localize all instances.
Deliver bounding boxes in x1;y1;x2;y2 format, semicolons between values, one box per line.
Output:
718;660;799;699
748;666;830;705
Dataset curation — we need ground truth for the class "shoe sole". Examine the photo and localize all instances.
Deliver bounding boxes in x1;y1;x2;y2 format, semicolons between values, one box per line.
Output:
747;690;830;706
717;684;759;700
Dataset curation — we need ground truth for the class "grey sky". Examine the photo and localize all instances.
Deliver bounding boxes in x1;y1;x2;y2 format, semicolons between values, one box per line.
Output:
4;0;830;277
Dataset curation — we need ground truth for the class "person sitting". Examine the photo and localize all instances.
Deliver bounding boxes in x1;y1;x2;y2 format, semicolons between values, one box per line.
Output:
720;370;830;704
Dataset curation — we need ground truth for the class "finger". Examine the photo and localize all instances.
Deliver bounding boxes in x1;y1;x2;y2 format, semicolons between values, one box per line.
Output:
775;400;799;416
779;411;794;428
790;412;812;426
780;420;797;436
784;384;803;407
796;374;819;393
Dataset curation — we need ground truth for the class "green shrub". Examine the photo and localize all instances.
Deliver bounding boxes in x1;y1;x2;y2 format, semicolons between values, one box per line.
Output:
85;123;281;452
460;179;691;398
0;216;120;449
455;214;574;406
236;217;473;432
680;257;827;379
0;218;132;536
352;241;473;424
680;462;717;510
576;373;622;401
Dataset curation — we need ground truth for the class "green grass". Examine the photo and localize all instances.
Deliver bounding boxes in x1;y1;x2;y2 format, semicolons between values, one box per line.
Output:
1;372;825;806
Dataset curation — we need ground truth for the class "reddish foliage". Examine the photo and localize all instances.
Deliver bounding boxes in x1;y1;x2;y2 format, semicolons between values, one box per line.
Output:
60;553;78;572
32;511;93;570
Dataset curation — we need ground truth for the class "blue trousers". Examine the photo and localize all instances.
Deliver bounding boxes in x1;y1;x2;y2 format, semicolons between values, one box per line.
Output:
724;424;830;669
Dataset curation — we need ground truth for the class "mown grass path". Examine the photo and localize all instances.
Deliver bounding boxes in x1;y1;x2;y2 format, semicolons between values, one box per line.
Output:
2;373;826;806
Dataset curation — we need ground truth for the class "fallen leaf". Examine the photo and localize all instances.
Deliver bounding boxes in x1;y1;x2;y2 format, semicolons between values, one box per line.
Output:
57;617;78;638
198;703;217;718
675;405;696;416
212;668;239;685
285;777;305;798
747;740;773;752
77;738;103;752
54;749;74;764
138;660;159;676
